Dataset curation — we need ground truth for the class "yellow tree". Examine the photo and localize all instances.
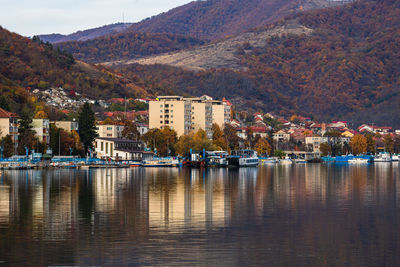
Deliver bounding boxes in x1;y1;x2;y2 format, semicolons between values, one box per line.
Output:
34;110;48;119
254;138;272;156
212;123;228;150
350;134;367;155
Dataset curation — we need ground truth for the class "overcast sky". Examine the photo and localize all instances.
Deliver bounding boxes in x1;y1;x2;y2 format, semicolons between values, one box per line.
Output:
0;0;193;37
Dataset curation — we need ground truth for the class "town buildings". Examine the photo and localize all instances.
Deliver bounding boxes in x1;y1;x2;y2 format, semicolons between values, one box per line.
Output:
94;137;153;161
149;96;231;138
0;108;19;144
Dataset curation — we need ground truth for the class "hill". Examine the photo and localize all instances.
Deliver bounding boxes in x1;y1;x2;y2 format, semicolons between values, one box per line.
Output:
0;26;147;112
110;20;312;70
127;0;349;40
115;0;400;127
55;32;206;64
38;23;133;43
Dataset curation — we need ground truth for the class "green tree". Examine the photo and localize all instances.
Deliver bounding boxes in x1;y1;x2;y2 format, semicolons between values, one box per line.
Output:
319;142;331;156
324;130;342;137
18;111;38;154
78;102;98;154
0;95;10;111
273;150;286;159
383;135;394;153
394;136;400;154
365;133;376;154
1;135;14;158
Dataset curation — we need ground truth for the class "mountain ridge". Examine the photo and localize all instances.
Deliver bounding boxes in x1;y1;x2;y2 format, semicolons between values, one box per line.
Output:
38;23;133;44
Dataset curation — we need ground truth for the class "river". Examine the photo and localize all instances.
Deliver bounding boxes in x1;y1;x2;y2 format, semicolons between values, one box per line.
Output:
0;164;399;266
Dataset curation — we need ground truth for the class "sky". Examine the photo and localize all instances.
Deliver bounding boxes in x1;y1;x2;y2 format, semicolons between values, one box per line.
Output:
0;0;193;37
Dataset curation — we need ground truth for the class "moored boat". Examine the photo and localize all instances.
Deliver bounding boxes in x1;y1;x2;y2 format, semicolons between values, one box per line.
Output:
206;151;228;167
374;152;391;162
348;158;369;164
262;157;279;164
279;157;293;164
142;157;180;167
228;150;259;167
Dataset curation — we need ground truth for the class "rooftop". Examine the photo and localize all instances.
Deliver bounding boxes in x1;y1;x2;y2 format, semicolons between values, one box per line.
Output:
95;137;144;143
0;108;18;118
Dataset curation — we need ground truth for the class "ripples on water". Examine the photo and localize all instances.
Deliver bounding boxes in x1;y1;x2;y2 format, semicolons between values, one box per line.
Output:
0;164;399;266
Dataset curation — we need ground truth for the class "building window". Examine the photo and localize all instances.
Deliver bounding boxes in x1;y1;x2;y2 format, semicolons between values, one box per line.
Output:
160;105;163;108
160;121;163;124
160;115;163;118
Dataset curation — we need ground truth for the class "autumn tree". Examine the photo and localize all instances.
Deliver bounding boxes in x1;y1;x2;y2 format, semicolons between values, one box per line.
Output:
34;110;48;119
223;124;240;151
175;129;218;155
121;120;140;140
254;138;272;156
212;123;228;150
350;134;367;155
142;127;177;156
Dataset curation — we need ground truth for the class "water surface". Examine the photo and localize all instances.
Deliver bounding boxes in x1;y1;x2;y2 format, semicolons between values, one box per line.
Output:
0;164;399;266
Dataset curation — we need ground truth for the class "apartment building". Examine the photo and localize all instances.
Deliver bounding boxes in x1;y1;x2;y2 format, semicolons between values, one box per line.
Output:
0;108;18;144
305;136;351;153
32;119;50;145
149;96;231;137
96;124;124;138
54;120;79;133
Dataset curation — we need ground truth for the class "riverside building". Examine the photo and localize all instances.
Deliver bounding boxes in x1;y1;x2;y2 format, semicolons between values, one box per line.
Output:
149;96;231;138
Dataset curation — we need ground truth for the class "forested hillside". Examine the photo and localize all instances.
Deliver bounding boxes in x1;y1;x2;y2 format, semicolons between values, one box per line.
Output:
127;0;347;40
116;0;400;127
0;26;147;112
38;23;133;43
55;32;206;64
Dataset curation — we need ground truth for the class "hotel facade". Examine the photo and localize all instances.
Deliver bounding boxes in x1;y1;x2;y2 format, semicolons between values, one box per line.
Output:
149;96;231;138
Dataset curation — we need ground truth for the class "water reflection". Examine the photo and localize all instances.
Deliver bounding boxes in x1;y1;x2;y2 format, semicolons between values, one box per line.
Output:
0;164;399;266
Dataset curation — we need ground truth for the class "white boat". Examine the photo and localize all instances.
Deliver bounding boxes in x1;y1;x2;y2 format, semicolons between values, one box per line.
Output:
348;158;369;164
374;153;392;162
279;157;293;164
292;158;307;164
392;155;399;161
228;150;259;167
142;157;180;167
263;157;278;164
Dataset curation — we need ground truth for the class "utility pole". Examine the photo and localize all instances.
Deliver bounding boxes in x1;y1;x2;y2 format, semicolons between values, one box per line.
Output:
58;130;61;156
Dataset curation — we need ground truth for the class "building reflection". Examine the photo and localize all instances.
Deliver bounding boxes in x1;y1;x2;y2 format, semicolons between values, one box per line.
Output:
0;164;399;243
